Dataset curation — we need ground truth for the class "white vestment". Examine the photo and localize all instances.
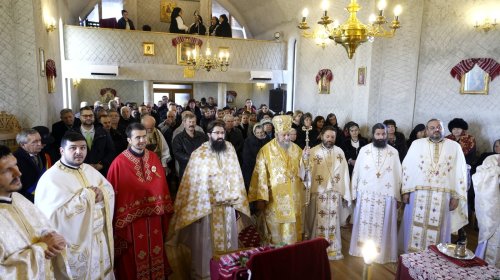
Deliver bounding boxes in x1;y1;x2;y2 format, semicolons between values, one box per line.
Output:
349;144;402;263
0;193;72;279
472;154;500;268
300;144;351;260
401;138;468;253
35;161;115;280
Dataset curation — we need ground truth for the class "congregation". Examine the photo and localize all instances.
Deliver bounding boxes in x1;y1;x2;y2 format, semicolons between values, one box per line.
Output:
1;94;499;279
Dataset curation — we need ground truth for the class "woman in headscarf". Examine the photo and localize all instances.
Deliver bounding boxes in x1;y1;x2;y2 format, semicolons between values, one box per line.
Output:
215;14;232;37
188;13;207;35
209;16;219;35
407;123;426;148
169;7;189;33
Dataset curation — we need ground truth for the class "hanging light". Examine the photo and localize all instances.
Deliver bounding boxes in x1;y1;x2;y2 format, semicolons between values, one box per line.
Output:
298;0;402;59
186;41;230;72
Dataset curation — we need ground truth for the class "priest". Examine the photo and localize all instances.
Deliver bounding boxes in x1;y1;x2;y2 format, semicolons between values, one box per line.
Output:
0;145;71;279
349;123;402;263
107;123;174;279
249;115;304;245
170;120;250;279
35;132;115;279
401;119;468;253
301;126;351;260
472;154;500;268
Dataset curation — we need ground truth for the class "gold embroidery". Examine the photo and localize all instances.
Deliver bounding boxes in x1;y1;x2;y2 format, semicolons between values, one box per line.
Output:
122;150;153;182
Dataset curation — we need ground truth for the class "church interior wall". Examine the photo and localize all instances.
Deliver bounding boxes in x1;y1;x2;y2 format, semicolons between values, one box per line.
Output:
255;0;499;152
1;0;499;154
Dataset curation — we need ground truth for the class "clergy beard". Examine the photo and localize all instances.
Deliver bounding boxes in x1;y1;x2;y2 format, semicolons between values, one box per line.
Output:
373;139;387;148
210;138;227;153
322;140;335;149
429;132;444;142
278;141;290;150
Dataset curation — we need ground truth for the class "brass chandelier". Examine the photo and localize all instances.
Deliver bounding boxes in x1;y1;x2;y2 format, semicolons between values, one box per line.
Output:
298;0;402;59
186;41;230;72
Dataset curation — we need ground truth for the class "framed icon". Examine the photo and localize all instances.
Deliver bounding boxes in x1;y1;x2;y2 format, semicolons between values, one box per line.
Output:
358;67;366;86
460;65;489;95
160;0;176;23
177;41;199;65
143;42;155;56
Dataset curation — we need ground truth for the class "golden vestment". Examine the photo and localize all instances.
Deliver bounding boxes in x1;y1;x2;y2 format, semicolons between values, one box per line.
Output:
0;193;71;279
249;139;304;245
170;141;250;280
301;144;351;260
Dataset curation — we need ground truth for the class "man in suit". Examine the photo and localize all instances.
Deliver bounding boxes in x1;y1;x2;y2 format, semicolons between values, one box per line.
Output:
74;106;115;176
13;129;47;202
117;10;135;30
51;108;81;150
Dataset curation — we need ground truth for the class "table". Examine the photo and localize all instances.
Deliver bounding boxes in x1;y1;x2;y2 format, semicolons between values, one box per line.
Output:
210;238;331;280
395;249;500;280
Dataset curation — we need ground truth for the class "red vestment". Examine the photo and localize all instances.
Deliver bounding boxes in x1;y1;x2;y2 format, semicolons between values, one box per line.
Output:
107;149;174;280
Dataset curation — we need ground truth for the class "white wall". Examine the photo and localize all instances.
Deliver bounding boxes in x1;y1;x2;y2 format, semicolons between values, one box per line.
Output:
255;0;500;152
0;0;66;129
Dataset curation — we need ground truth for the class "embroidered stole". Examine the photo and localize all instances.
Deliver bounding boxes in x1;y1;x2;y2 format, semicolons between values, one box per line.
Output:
211;205;236;254
316;191;341;258
408;190;445;252
356;192;386;251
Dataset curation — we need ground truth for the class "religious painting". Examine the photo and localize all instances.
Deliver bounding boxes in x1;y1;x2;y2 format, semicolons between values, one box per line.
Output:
160;0;176;23
143;42;155;56
358;67;366;86
460;65;489;95
316;69;333;94
226;91;237;104
100;88;117;103
177;41;199;66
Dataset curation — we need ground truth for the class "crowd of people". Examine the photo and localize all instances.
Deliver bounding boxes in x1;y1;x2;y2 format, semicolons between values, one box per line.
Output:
116;8;233;38
1;94;499;279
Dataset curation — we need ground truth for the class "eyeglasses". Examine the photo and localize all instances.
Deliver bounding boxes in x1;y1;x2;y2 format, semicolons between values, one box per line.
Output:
211;131;225;135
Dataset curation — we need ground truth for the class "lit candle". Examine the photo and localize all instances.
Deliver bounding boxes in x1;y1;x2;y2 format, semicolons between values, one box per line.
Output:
302;8;309;22
393;4;402;21
369;14;376;24
321;0;329;17
377;0;387;17
187;50;191;60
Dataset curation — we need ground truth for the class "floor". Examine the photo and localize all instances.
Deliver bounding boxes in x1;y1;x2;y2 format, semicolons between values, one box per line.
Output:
329;223;479;280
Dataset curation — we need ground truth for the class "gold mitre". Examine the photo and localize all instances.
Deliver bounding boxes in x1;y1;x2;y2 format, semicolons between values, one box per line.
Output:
272;115;292;133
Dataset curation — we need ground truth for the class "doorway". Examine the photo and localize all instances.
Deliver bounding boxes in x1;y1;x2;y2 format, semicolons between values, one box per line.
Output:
153;83;193;107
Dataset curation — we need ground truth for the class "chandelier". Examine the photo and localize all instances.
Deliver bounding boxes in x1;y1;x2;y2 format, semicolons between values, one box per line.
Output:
298;0;402;59
186;41;230;72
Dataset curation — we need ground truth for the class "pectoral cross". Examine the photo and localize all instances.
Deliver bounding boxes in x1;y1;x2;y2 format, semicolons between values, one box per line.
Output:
376;172;381;178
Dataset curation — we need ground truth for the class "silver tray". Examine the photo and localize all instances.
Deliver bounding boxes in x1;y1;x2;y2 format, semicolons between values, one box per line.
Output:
436;243;475;260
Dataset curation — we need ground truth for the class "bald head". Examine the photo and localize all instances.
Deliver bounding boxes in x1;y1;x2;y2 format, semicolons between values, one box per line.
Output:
141;115;156;132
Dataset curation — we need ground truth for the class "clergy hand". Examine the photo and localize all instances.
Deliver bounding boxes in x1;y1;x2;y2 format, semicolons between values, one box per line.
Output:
40;232;66;259
402;194;410;204
449;198;459;211
90;163;103;170
90;186;104;203
255;200;266;211
342;199;348;208
302;147;310;159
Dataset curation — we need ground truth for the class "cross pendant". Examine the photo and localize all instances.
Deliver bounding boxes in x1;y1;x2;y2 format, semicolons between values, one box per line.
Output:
376;172;381;178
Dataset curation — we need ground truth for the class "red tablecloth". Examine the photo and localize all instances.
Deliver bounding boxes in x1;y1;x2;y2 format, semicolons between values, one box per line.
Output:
210;238;331;280
395;248;500;280
246;238;330;280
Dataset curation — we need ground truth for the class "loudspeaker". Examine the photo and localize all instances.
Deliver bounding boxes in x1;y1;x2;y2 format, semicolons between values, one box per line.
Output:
268;88;287;113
